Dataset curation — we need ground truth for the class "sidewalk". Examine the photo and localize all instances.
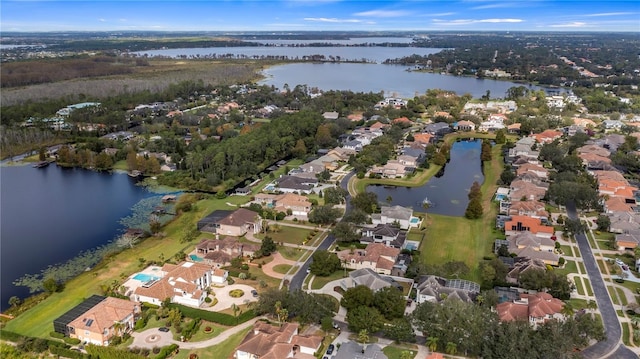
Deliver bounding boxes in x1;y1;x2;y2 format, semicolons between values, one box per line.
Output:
130;317;263;350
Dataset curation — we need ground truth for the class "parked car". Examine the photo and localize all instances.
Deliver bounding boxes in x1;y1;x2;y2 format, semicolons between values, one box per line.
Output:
622;265;629;271
615;258;624;265
158;327;170;332
251;290;258;297
326;344;335;355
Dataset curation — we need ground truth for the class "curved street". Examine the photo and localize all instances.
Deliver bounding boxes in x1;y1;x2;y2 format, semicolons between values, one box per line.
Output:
567;203;636;359
288;171;355;292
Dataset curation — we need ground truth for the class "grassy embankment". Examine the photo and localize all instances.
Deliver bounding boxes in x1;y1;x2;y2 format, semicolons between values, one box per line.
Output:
351;132;506;283
2;159;302;338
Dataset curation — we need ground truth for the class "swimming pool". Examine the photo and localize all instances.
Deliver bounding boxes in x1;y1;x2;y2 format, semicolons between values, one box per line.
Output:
189;254;204;262
133;273;160;282
410;217;420;224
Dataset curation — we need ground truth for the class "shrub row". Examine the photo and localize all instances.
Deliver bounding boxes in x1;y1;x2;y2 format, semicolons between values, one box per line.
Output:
49;331;65;339
86;344;147;359
168;304;256;326
49;346;89;359
154;344;179;359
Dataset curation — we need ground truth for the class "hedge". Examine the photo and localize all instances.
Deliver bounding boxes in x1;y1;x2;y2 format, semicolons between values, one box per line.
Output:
167;304;256;326
0;330;25;342
142;302;160;309
86;344;146;359
50;331;65;339
64;337;82;345
154;344;179;359
50;346;89;359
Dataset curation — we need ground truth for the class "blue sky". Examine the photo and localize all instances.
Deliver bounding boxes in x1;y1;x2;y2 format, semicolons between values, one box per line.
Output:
1;0;639;32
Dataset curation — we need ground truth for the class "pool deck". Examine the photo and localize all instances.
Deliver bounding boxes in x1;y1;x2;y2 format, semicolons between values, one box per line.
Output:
122;265;164;297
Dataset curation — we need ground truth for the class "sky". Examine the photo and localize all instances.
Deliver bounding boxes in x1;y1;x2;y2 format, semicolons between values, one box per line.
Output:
1;0;639;33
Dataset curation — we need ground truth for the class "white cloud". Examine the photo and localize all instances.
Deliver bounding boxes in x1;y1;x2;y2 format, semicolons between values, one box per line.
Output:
354;10;411;18
98;18;106;22
433;18;523;25
583;12;636;17
548;21;588;28
471;2;519;10
304;17;365;23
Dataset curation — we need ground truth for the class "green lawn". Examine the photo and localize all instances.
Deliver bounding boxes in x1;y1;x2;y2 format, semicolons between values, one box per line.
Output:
622;322;632;347
560;245;574;256
272;264;294;274
418;143;503;283
256;226;312;245
173;326;252;359
187;321;227;342
557;260;578;276
584;279;594;296
574;279;586;296
382;345;419;359
279;246;310;261
311;270;349;290
578;262;586;274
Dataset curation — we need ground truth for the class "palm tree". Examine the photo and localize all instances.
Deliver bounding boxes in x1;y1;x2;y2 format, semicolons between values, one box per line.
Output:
561;302;575;318
426;336;438;353
445;342;457;356
358;329;369;353
586;300;598;312
113;321;125;337
231;303;242;324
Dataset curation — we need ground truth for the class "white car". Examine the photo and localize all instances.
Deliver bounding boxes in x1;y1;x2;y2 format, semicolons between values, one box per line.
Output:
615;258;624;265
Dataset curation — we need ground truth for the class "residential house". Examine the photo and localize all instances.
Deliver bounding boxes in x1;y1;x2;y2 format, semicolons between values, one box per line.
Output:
424;122;451;137
603;120;624;131
322;111;339;120
454;120;476;131
337;243;400;275
275;176;318;194
327;147;356;161
234;322;321;359
505;257;547;284
340;268;404;292
412;132;435;145
53;296;140;346
504;216;554;238
415;275;480;303
508;137;538;160
605;197;637;213
516;163;549;180
335;341;388;359
509;180;547;202
608;212;640;234
360;224;407;249
371;205;420;230
496;292;564;327
235;187;251;196
507;123;522;134
133;262;219;307
531;130;563;144
615;233;640;251
195;237;259;267
577;144;610;158
508;200;549;219
397;154;419;167
500;232;559;266
573;118;597;128
370;160;411;178
343;140;363;152
197;208;262;236
478;114;506;132
594;134;626;151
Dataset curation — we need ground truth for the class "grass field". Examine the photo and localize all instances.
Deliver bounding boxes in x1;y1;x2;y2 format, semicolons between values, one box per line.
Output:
256;226;312;245
310;271;349;290
173;326;252;359
382;344;419;359
418;143;504;282
272;264;293;274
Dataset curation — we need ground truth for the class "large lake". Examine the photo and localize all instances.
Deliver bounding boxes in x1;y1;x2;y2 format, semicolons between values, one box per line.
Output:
0;165;161;311
134;46;548;99
368;139;484;217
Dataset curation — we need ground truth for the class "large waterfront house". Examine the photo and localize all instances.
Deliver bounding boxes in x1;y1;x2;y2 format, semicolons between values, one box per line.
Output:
133;262;222;307
53;295;140;346
197;208;262;236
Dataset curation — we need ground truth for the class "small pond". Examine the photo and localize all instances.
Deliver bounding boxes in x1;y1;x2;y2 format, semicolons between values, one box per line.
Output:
367;139;484;217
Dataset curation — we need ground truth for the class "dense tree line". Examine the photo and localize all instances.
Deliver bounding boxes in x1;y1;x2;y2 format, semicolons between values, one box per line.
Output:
1;56;143;88
254;288;336;325
412;299;605;358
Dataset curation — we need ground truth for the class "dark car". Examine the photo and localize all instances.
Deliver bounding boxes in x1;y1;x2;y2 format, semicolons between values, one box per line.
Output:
326;344;335;355
158;327;170;332
251;290;259;297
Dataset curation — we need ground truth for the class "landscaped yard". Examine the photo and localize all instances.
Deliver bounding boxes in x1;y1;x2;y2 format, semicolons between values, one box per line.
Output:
256;225;312;245
382;344;419;359
272;264;294;274
279;246;310;261
311;270;349;290
173;326;252;359
556;260;578;276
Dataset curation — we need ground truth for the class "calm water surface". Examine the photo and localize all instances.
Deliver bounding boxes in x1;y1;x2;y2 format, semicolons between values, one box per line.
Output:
0;165;154;310
134;46;548;98
368;140;484;216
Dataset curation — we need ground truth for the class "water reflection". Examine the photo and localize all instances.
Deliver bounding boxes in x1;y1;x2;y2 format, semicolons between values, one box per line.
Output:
368;139;484;216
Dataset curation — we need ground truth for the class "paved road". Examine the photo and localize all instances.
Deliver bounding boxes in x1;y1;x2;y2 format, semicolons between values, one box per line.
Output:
567;203;636;359
288;171;356;292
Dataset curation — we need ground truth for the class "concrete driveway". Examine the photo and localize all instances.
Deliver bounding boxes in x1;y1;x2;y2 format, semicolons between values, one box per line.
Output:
208;284;258;311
